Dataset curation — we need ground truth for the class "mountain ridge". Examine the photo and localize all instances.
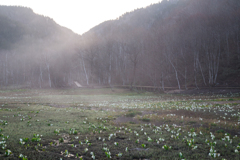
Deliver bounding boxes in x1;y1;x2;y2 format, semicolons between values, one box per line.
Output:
0;5;81;88
0;1;240;88
81;0;240;88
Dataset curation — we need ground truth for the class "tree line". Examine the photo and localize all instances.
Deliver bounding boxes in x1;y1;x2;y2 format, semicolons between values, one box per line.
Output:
79;0;240;89
0;0;239;89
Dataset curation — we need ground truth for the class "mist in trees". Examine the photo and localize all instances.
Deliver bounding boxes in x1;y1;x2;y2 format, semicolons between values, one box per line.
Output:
0;0;240;89
0;6;80;88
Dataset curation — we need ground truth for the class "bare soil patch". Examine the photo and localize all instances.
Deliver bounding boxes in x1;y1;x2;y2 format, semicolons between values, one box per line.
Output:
115;116;140;124
179;88;240;95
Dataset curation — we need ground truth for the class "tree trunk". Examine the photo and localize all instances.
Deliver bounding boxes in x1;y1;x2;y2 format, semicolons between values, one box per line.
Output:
166;54;181;90
81;54;89;85
46;64;51;88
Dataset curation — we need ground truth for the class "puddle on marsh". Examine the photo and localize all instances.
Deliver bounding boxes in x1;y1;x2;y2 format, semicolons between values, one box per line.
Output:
114;110;164;125
114;116;141;124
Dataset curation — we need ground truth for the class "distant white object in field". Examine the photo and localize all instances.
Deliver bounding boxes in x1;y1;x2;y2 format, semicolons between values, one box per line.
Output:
74;81;82;87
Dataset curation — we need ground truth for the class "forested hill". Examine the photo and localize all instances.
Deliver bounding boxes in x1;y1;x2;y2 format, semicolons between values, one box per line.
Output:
0;6;80;88
0;1;240;89
0;6;77;49
81;0;240;89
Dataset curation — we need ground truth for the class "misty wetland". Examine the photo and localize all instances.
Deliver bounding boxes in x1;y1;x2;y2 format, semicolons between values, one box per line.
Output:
1;0;240;159
0;88;239;160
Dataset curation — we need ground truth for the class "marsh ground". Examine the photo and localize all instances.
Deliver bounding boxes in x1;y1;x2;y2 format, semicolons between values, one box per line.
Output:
0;88;239;159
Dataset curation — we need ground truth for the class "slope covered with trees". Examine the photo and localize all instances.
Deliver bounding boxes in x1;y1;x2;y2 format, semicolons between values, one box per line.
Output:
0;6;80;88
0;0;240;89
80;0;240;89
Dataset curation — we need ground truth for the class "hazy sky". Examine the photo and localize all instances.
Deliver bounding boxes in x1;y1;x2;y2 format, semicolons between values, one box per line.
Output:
0;0;161;35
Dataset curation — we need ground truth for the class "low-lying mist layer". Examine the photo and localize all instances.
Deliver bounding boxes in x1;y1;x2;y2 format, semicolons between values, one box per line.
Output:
0;88;239;159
